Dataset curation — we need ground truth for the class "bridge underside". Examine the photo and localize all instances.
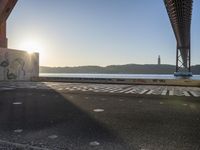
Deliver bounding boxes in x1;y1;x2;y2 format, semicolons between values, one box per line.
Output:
164;0;193;76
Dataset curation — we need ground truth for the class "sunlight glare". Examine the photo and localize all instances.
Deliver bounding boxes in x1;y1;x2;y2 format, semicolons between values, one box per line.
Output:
19;39;43;54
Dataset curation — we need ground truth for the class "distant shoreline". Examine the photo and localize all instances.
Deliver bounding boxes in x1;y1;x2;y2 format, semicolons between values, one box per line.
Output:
40;64;200;75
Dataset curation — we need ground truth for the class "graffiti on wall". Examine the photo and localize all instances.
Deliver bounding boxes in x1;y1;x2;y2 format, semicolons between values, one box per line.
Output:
0;48;39;80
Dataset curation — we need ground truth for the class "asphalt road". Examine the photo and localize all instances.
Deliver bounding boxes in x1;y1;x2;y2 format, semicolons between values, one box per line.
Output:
0;82;200;150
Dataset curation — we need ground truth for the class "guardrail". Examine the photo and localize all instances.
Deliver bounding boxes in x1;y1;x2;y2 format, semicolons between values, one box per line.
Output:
32;77;200;87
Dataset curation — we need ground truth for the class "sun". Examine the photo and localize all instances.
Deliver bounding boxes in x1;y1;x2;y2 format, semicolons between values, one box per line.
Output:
19;39;43;54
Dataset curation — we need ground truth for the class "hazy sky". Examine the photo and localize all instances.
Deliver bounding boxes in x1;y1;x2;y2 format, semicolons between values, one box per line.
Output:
7;0;200;67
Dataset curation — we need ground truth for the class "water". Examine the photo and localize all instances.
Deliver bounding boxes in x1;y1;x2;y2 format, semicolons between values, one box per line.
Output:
40;73;200;80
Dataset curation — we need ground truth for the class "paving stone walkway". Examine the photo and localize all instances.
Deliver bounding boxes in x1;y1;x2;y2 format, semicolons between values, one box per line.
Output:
0;82;200;97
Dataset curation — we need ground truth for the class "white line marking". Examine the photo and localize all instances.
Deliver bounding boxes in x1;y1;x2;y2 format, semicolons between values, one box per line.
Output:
146;90;154;95
93;109;104;112
68;88;76;91
161;89;168;96
117;87;135;93
13;102;22;105
125;89;136;94
189;91;200;97
14;129;23;133
30;86;37;88
139;89;148;94
87;88;96;91
48;135;58;139
169;89;174;96
81;89;89;91
109;88;123;93
182;91;190;97
89;141;100;146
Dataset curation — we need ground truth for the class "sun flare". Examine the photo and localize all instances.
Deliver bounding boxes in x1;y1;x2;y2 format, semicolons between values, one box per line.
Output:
19;39;43;54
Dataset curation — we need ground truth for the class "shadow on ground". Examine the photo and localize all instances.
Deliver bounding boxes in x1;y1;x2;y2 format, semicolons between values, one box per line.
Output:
0;83;132;150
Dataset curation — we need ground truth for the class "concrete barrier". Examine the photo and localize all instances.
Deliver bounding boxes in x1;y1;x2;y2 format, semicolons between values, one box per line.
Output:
0;48;39;80
32;76;200;87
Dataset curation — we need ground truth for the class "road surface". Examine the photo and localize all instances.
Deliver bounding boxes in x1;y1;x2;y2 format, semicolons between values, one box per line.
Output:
0;82;200;150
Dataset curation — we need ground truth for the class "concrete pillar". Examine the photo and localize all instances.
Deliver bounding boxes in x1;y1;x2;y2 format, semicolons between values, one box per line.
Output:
0;0;18;48
0;22;7;48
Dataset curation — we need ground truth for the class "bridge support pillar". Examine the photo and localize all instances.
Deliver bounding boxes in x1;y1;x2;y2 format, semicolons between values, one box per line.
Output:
0;22;7;48
174;46;192;77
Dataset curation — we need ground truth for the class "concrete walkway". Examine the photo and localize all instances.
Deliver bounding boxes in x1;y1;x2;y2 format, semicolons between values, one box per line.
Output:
1;82;200;97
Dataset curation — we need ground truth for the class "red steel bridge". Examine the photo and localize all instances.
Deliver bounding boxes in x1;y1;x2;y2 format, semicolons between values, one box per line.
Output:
0;0;17;48
164;0;193;76
0;0;194;76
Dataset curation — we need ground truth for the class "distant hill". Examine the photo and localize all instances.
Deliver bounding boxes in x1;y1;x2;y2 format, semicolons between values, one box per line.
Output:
40;64;200;74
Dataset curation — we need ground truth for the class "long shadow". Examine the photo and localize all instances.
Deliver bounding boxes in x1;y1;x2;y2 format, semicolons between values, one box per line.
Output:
0;82;133;150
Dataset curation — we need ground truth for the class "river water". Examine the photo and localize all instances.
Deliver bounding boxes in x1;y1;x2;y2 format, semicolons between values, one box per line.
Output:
40;73;200;80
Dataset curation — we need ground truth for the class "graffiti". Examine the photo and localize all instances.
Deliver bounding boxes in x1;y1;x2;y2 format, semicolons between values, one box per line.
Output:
7;69;17;79
0;52;9;80
0;52;9;67
0;48;39;80
11;58;26;78
0;52;25;80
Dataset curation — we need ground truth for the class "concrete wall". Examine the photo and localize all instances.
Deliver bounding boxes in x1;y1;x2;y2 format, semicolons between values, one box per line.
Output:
0;48;39;80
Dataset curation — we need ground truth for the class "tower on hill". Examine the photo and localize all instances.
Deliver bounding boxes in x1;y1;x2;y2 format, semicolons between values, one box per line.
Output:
158;55;161;65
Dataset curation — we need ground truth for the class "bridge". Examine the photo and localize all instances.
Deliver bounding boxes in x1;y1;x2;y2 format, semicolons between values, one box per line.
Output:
0;1;200;149
164;0;193;76
0;0;194;76
0;0;17;48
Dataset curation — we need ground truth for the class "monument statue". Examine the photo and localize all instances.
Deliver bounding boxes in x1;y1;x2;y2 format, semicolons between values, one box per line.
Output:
0;0;18;48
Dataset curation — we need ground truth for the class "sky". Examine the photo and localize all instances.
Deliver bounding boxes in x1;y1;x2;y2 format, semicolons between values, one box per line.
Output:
7;0;200;67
